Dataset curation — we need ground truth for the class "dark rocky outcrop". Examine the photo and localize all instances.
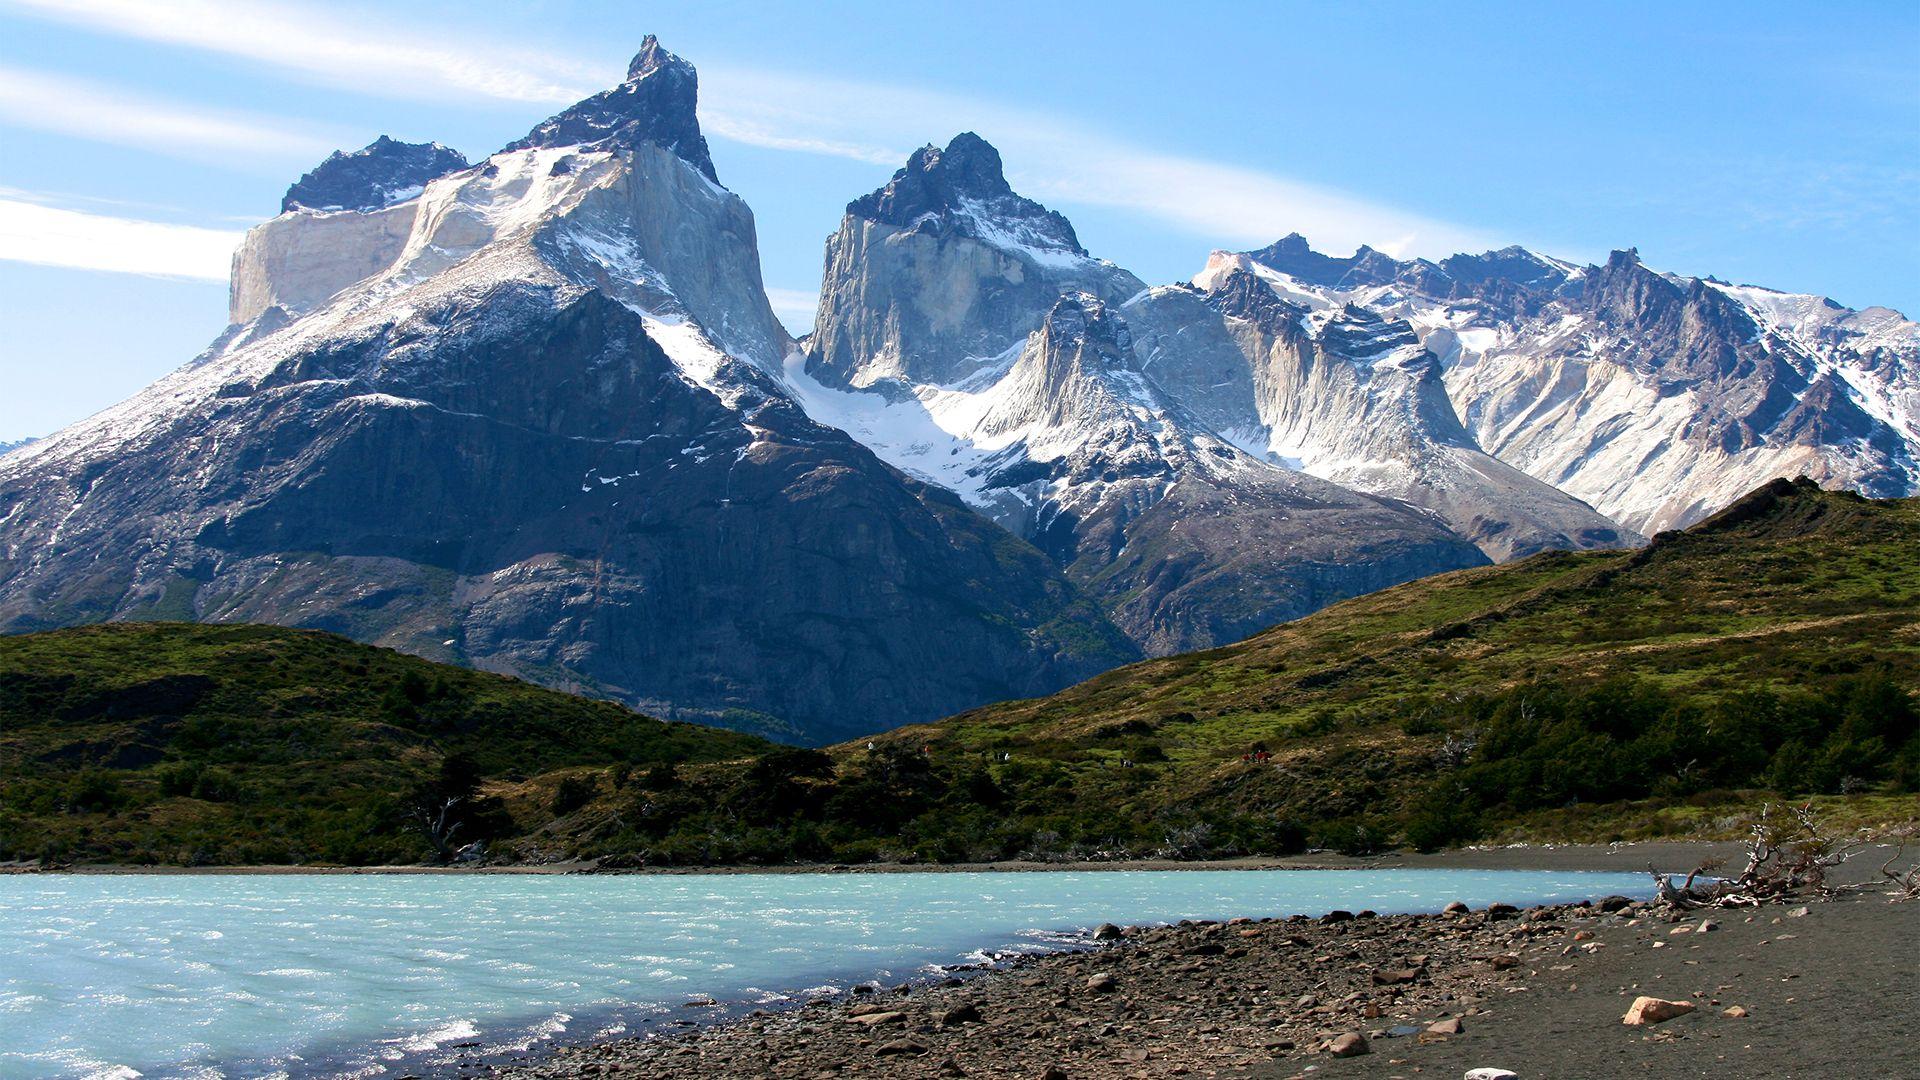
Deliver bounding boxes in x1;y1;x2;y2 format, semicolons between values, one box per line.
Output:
505;35;717;182
281;135;469;213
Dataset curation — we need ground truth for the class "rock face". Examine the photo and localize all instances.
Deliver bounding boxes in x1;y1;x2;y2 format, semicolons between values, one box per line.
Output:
1141;259;1638;560
281;135;469;213
1222;237;1919;533
0;40;1135;744
807;133;1144;388
794;142;1489;653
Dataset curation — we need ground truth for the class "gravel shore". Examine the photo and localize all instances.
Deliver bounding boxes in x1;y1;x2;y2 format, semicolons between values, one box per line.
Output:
456;842;1915;1080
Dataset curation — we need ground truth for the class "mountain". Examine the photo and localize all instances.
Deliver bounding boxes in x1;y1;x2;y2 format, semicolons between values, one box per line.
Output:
0;622;770;865
0;438;35;457
808;133;1146;389
280;135;470;213
796;138;1492;653
5;35;1911;750
0;38;1137;745
1219;236;1920;533
1127;263;1637;560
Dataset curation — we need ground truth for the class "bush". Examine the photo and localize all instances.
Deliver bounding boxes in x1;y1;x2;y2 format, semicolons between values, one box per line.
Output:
550;774;598;815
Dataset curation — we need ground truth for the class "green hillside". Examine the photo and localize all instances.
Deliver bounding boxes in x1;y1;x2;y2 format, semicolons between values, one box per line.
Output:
559;479;1919;864
866;478;1920;850
0;623;768;865
4;479;1916;868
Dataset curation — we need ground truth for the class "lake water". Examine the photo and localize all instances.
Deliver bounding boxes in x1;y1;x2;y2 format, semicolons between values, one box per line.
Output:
1;868;1650;1079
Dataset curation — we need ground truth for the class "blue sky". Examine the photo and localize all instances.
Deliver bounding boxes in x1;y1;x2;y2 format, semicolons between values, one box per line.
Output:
1;0;1915;442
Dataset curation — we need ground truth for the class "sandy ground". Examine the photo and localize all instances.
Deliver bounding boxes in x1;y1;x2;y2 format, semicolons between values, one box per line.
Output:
1244;885;1919;1080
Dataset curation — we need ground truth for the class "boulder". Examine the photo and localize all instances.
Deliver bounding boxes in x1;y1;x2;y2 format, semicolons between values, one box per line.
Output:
1622;996;1696;1026
874;1038;928;1057
849;1010;907;1026
1320;910;1356;924
1722;1005;1749;1018
1328;1032;1370;1057
1426;1017;1465;1035
1596;895;1634;912
1372;968;1421;986
940;1002;983;1027
1443;901;1470;915
1464;1070;1518;1080
1086;972;1118;993
1092;922;1123;941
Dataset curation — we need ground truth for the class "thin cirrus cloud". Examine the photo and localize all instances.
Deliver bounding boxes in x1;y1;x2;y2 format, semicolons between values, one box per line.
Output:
3;0;1501;262
0;0;595;105
0;196;241;280
0;65;339;163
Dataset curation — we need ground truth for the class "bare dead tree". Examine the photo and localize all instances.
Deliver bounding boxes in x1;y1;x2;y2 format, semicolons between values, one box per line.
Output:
407;795;464;863
1651;802;1875;908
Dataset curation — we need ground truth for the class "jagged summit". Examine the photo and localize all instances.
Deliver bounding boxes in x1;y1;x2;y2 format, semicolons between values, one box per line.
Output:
281;136;469;213
846;132;1086;255
625;33;689;82
1040;292;1131;352
505;34;717;181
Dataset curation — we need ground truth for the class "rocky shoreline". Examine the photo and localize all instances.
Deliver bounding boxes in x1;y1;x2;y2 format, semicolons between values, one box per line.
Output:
454;845;1914;1080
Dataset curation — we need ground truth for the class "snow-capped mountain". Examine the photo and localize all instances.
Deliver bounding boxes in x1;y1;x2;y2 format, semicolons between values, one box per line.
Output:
0;38;1136;743
808;133;1145;389
1219;236;1919;533
2;35;1908;739
1127;262;1636;560
798;144;1492;653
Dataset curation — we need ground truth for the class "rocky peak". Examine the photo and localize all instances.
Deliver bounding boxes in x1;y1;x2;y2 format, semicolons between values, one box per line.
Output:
847;132;1085;255
1204;267;1302;331
1040;293;1132;357
1243;234;1410;290
504;34;717;182
625;33;689;82
281;136;469;213
1318;304;1425;360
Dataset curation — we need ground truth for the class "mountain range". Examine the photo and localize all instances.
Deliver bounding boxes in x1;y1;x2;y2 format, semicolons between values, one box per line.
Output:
1;37;1913;743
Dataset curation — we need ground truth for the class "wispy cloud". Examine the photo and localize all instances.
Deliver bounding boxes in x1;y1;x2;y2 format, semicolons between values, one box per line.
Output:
0;196;240;279
2;0;597;104
7;0;1499;261
0;65;338;163
701;115;904;168
697;66;1500;261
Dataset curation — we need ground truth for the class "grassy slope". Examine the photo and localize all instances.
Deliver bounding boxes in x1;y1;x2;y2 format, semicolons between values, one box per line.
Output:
856;479;1920;844
0;623;768;864
4;479;1915;866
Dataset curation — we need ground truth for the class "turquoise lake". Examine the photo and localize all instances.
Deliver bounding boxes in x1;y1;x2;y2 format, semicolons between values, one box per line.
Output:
1;868;1651;1078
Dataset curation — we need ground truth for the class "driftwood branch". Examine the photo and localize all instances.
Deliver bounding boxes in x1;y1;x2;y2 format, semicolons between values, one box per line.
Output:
1878;838;1920;903
1650;802;1876;908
